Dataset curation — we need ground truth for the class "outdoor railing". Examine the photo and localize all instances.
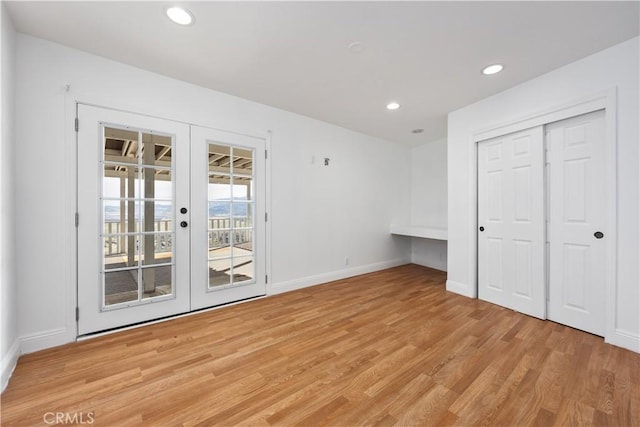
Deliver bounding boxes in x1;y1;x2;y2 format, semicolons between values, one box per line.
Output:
104;217;252;255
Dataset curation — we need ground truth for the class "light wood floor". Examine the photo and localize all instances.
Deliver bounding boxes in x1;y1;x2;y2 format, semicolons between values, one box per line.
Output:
2;264;639;426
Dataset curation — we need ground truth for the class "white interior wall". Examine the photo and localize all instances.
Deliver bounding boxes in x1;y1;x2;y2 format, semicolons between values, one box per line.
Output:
447;37;639;352
14;34;411;353
1;3;19;391
410;138;447;271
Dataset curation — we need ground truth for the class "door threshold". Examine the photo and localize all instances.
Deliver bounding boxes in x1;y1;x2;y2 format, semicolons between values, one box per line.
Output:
77;294;267;341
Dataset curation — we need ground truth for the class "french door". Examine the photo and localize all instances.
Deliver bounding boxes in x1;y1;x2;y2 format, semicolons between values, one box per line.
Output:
77;105;266;335
190;126;266;310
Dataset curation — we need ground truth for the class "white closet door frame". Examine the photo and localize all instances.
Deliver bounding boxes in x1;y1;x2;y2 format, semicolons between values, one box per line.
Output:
471;89;618;346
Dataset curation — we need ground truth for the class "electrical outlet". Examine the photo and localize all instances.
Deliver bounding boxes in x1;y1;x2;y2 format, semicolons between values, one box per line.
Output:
344;256;349;266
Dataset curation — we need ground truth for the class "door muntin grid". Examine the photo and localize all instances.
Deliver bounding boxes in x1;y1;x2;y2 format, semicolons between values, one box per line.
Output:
207;143;255;290
101;124;176;310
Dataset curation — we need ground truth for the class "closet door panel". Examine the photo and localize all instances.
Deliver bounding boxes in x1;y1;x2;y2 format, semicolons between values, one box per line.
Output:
547;110;606;336
478;126;545;319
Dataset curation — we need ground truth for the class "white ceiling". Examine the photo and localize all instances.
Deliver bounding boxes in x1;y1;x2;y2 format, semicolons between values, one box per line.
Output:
6;1;639;146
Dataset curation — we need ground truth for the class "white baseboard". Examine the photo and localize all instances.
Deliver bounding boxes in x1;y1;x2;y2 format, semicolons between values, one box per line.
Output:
446;279;474;297
1;338;20;392
606;328;640;353
20;328;70;354
412;259;447;272
270;258;410;295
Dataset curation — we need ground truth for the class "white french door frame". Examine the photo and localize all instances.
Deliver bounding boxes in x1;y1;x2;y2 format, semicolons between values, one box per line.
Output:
70;98;272;338
470;89;618;345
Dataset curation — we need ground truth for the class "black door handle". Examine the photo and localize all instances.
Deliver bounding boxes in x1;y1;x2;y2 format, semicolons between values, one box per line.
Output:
180;221;188;228
594;231;604;239
479;226;485;232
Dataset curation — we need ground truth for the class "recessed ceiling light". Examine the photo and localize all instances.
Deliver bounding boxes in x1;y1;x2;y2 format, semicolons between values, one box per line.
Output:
166;6;194;26
482;64;503;75
386;102;400;110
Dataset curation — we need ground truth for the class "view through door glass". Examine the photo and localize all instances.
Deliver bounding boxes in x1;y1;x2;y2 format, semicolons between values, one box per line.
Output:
207;143;255;288
102;127;175;308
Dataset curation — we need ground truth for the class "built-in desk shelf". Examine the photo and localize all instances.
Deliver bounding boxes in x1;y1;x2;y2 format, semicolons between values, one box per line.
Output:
390;225;448;241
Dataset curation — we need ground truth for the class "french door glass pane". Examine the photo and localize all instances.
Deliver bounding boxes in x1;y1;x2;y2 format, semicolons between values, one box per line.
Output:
103;235;139;270
141;266;172;299
102;126;175;308
141;201;173;232
206;142;255;290
209;258;232;287
104;127;138;163
103;200;140;235
232;179;253;201
104;270;139;306
208;230;229;252
141;234;173;266
232;202;252;219
103;166;139;198
141;168;172;200
233;229;252;251
141;133;172;167
208;143;232;174
233;147;253;173
208;201;231;222
232;256;254;283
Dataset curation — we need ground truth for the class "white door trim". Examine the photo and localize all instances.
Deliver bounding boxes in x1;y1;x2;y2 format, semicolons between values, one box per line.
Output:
265;131;273;296
470;88;618;346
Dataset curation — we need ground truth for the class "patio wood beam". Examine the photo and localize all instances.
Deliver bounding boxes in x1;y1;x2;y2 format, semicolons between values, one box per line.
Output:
156;146;171;161
209;154;226;165
208;165;252;175
104;170;172;181
104;155;171;168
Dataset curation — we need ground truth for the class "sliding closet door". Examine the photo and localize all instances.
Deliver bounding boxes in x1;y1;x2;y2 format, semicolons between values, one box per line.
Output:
478;126;545;319
546;110;606;336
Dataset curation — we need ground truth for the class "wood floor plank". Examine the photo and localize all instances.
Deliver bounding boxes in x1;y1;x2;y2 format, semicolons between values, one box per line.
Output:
532;407;556;427
553;399;595;426
2;264;639;426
